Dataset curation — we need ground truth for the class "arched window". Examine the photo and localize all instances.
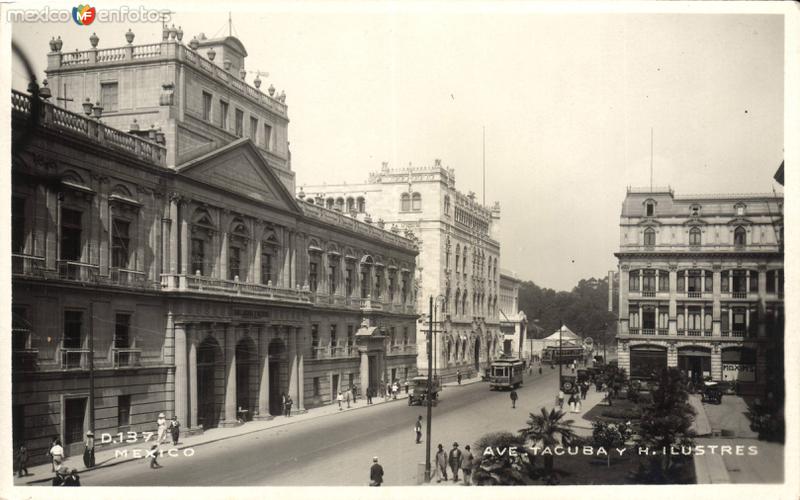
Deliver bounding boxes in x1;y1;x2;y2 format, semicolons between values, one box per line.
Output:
401;193;410;212
689;227;702;247
357;197;365;213
462;292;468;317
643;228;656;247
335;197;344;211
645;201;655;217
462;247;468;273
412;192;421;211
455;244;460;272
734;226;746;247
191;209;216;277
346;197;355;212
228;218;249;281
325;197;334;210
454;289;461;315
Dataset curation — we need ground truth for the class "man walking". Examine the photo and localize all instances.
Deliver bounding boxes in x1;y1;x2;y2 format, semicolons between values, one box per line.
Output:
16;443;28;478
346;389;352;409
352;384;358;403
369;456;384;486
169;415;181;445
285;395;293;416
557;389;565;409
457;370;462;385
337;391;344;410
448;442;463;482
435;444;448;482
461;445;474;485
414;415;423;444
510;389;518;409
366;387;373;405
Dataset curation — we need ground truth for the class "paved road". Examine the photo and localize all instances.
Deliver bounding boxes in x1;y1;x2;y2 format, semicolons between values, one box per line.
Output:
72;367;576;486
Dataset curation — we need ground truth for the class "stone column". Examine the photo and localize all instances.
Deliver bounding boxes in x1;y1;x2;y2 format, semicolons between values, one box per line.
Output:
256;326;272;420
179;202;189;275
188;330;198;429
174;322;188;428
359;348;369;390
220;231;229;281
296;327;306;412
712;267;722;336
667;343;678;368
619;265;630;335
254;239;263;284
711;345;722;381
668;266;678;335
222;325;238;426
287;326;298;404
169;196;179;274
161;212;170;280
757;268;767;338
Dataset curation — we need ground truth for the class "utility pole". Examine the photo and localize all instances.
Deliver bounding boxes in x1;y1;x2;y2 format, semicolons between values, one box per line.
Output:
425;296;433;482
558;321;563;385
89;302;95;433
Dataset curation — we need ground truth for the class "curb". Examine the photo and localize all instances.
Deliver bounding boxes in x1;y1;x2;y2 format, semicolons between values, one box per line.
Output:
16;393;412;485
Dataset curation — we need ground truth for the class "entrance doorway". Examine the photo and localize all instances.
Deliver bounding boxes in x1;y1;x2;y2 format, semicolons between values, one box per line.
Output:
332;374;340;401
64;397;87;455
629;345;667;379
236;337;258;422
678;347;711;383
368;355;378;392
473;338;481;372
197;336;223;429
268;339;285;416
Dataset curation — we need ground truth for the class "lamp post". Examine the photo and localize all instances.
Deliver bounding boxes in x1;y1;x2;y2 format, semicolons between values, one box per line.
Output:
424;295;434;482
558;321;563;386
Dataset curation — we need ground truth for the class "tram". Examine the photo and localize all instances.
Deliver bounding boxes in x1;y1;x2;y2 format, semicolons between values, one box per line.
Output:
488;357;525;390
542;345;585;365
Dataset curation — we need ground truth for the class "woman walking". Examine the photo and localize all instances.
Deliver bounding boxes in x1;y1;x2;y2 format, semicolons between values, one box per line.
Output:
82;431;95;468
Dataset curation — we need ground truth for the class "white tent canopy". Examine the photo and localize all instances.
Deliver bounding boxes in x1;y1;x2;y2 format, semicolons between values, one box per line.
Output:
543;325;581;341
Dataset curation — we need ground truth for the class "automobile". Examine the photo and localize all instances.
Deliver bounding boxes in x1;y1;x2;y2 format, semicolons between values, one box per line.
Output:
702;383;723;405
408;375;441;406
577;369;590;383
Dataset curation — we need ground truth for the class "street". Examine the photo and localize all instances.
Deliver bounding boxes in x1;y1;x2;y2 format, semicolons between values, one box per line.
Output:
63;368;566;486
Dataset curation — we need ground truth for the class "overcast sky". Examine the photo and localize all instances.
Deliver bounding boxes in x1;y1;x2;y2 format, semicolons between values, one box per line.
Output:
10;2;787;291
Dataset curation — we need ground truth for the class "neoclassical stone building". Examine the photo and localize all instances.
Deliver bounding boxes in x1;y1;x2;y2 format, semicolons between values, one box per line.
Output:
615;187;783;392
302;161;504;380
499;270;528;360
11;27;417;464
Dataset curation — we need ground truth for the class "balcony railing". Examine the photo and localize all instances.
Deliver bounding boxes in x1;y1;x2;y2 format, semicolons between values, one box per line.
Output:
732;292;748;299
12;90;166;166
109;268;148;286
161;273;312;304
721;330;730;337
312;345;356;359
641;328;655;335
642;291;656;298
12;349;39;372
58;260;99;283
112;348;142;368
12;254;46;277
731;330;745;338
687;291;702;298
703;330;712;337
61;348;89;370
629;328;640;335
360;299;384;311
657;328;668;335
686;329;701;337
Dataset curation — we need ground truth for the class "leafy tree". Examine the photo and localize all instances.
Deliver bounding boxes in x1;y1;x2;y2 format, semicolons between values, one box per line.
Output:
636;367;696;480
591;421;632;467
519;407;576;478
471;432;536;485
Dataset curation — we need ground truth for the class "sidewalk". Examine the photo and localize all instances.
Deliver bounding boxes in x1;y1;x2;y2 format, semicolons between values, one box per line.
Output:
14;385;438;486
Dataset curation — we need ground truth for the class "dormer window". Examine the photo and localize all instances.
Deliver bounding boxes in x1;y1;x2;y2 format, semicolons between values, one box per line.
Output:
645;202;654;217
735;203;746;216
690;205;700;217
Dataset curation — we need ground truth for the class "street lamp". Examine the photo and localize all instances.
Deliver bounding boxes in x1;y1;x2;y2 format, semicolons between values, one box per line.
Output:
424;296;434;482
558;321;563;387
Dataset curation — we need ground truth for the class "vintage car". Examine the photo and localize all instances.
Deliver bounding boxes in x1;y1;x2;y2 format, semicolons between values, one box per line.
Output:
701;382;723;404
408;375;441;406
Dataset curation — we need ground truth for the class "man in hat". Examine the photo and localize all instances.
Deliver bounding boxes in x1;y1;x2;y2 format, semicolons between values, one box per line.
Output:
435;444;448;482
169;415;181;446
151;412;168;469
461;445;475;485
448;442;463;482
83;430;95;468
414;415;423;444
369;456;384;486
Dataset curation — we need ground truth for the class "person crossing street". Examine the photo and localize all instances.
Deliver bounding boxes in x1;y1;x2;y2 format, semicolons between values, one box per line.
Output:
369;456;384;486
510;389;518;409
414;415;423;444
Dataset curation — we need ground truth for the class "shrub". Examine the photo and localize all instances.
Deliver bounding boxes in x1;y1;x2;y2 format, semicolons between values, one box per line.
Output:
601;407;642;420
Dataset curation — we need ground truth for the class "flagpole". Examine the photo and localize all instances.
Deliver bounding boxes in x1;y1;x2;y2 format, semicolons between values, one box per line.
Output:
482;126;486;206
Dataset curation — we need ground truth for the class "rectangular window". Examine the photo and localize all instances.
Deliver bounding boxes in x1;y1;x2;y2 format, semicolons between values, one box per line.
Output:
628;271;639;292
732;270;747;293
390;326;396;345
261;251;272;285
60;208;83;261
249;116;258;143
766;270;776;293
328;263;337;295
361;269;369;298
388;271;396;301
403;326;409;344
114;314;131;348
401;275;408;304
202;91;212;121
642;270;656;292
704;273;713;293
677;271;685;292
191;238;205;275
63;311;83;348
100;82;118;112
313;377;320;397
658;312;669;329
721;271;729;292
658;271;669;292
12;196;25;253
374;271;382;298
220;100;229;129
687;307;702;330
687;271;702;292
345;264;354;296
721;309;730;332
347;325;354;347
235;108;244;137
749;270;759;292
229;246;241;280
264;124;273;151
329;324;337;347
309;262;318;292
118;395;131;429
642;309;655;329
311;324;319;354
111;218;130;269
732;308;746;333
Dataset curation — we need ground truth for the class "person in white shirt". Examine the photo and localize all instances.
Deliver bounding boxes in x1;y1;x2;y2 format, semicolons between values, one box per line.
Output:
337;391;344;410
48;438;64;471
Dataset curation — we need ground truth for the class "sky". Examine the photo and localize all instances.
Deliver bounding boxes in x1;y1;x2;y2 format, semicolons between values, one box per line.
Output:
9;2;788;291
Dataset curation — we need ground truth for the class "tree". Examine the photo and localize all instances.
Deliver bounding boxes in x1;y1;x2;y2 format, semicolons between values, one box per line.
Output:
519;407;576;477
636;367;696;480
471;431;536;485
591;421;632;467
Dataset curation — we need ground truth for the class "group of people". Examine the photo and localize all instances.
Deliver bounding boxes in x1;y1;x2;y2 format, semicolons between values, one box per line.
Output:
149;412;181;469
336;385;359;410
434;442;475;485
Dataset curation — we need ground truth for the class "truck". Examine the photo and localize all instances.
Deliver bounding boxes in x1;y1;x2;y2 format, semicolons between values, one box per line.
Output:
408;375;441;406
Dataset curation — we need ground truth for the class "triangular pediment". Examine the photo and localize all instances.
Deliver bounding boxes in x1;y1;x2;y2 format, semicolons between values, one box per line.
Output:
176;139;301;214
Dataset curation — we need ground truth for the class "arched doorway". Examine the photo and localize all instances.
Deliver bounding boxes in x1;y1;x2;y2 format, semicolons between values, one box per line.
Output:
678;346;711;384
473;337;481;372
629;344;668;379
236;337;259;422
268;339;286;416
197;336;223;429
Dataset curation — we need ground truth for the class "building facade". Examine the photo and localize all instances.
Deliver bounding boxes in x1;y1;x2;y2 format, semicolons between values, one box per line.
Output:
301;161;504;379
615;187;784;391
499;270;528;359
11;28;418;465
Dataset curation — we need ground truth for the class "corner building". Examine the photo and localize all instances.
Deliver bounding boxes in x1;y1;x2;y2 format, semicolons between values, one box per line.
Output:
615;187;783;392
11;28;417;464
301;161;504;380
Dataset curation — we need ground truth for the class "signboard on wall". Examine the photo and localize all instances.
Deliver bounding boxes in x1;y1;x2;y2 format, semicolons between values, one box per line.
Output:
722;363;756;382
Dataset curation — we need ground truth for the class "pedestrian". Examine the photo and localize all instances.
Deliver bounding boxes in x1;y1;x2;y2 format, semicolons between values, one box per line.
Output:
435;444;448;482
53;463;69;486
369;456;384;486
285;395;293;417
392;382;399;399
414;415;423;444
281;392;288;416
48;438;64;472
366;387;373;405
404;379;410;394
575;395;582;413
352;384;358;403
64;468;81;486
461;445;474;485
448;442;463;482
510;389;518;409
83;430;95;468
557;390;565;409
346;389;352;408
16;443;28;478
337;391;344;410
457;370;462;385
151;412;168;469
385;382;391;400
568;393;577;413
169;415;181;445
538;365;543;375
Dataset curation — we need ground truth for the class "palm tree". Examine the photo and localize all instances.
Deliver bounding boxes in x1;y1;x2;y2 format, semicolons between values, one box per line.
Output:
471;431;536;485
519;407;576;477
